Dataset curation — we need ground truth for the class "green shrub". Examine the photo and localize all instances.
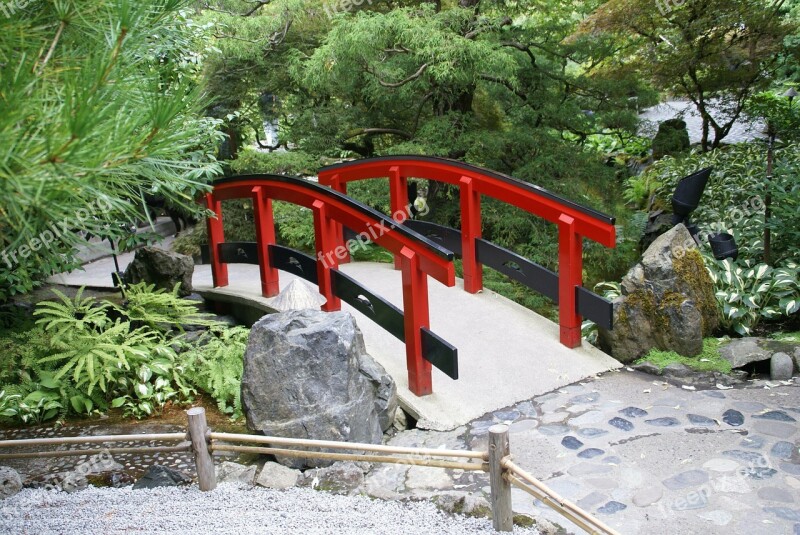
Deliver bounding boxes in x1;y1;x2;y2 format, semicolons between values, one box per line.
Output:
0;284;241;425
704;256;800;336
116;282;220;333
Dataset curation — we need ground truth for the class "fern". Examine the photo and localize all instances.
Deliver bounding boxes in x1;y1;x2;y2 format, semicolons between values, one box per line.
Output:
112;282;220;333
37;321;157;395
33;287;111;343
182;326;249;418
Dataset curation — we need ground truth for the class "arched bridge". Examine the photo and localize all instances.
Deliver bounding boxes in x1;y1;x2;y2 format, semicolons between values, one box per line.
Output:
204;157;618;399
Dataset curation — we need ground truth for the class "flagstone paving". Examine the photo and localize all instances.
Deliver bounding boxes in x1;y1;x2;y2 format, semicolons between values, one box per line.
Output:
362;369;799;534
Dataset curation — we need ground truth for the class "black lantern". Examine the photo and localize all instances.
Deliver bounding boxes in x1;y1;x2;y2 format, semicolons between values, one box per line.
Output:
671;167;713;224
709;232;738;261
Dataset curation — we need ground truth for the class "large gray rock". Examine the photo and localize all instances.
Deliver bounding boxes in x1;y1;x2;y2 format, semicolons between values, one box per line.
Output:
123;246;194;296
598;224;719;363
256;462;300;489
216;461;256;485
241;310;397;469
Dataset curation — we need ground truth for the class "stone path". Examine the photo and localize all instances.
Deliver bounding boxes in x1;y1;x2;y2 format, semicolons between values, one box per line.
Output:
359;370;799;534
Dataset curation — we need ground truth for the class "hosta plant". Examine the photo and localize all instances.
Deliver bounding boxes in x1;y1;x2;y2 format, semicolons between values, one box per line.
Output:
704;256;800;336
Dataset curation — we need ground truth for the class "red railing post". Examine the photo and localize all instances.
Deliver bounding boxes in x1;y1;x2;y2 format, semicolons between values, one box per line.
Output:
459;176;483;293
389;166;409;270
205;193;228;288
400;246;433;396
251;186;279;297
327;173;351;264
312;200;342;312
557;214;583;348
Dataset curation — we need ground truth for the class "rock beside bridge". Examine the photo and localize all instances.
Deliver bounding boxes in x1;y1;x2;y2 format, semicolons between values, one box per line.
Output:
599;224;719;363
241;309;397;469
123;246;193;296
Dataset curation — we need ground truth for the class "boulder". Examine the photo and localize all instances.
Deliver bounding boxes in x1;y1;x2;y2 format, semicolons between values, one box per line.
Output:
358;353;398;432
719;337;800;371
770;352;794;381
719;338;772;368
598;224;719;363
0;467;22;499
302;461;365;494
241;309;397;469
652;119;690;160
122;246;194;296
132;465;191;490
256;462;300;489
216;461;256;485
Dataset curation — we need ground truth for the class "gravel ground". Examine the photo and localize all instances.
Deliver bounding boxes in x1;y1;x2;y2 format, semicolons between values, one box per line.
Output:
0;484;540;535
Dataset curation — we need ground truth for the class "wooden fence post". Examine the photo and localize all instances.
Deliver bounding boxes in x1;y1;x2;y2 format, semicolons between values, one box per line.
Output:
187;407;216;491
489;424;513;532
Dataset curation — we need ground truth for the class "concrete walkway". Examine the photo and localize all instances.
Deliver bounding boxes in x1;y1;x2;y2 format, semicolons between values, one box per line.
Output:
49;253;621;431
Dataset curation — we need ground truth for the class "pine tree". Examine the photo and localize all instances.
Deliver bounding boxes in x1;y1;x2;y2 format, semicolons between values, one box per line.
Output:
0;0;223;300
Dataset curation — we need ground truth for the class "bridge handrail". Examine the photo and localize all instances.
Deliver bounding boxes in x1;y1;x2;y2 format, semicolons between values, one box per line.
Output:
318;155;616;246
318;156;617;349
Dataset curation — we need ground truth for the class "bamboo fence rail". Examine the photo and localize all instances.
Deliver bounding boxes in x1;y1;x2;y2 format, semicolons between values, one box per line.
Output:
0;410;618;534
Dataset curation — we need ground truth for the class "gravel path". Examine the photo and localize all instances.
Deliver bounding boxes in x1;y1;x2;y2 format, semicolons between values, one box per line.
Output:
0;484;539;535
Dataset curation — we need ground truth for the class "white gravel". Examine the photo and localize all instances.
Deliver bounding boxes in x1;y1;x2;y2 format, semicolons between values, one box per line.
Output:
0;484;540;535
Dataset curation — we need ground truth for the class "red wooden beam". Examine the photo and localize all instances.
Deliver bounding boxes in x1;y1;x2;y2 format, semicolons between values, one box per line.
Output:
204;193;228;288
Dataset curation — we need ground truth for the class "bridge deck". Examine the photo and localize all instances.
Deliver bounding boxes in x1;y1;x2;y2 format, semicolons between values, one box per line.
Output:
194;262;621;430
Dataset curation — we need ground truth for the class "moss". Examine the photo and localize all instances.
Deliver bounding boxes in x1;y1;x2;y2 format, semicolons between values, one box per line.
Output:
469;505;492;519
634;338;731;373
673;249;718;333
513;514;537;528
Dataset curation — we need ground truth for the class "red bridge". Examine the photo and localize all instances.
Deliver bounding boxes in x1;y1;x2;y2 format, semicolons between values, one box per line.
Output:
205;157;616;397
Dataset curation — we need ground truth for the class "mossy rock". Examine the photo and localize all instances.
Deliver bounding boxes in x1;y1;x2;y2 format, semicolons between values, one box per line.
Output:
599;224;718;363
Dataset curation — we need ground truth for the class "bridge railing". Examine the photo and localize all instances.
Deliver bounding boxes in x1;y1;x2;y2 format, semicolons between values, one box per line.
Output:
205;174;457;396
318;156;617;348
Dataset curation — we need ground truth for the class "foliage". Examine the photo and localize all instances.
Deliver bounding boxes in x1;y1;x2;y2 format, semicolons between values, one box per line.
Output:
228;148;321;176
0;1;224;301
182;326;249;418
704;256;800;336
115;283;219;333
0;284;249;425
634;338;731;374
581;0;796;149
646;143;800;265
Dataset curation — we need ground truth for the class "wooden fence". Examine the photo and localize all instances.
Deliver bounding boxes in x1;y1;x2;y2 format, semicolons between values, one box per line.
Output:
0;407;620;535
